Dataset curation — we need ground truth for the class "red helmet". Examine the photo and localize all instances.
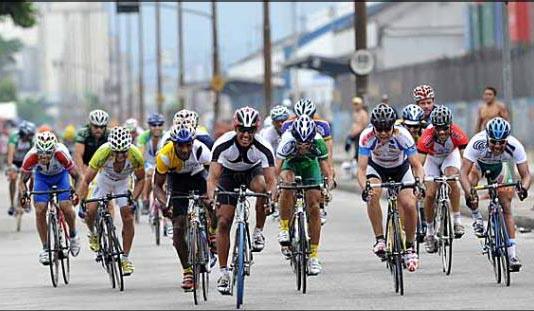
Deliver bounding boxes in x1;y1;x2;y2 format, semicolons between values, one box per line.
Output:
233;106;261;128
412;84;435;102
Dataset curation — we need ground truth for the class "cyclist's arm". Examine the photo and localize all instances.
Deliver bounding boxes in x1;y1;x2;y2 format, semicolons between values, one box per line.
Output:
262;166;277;199
516;162;531;191
408;154;424;181
275;158;284;176
132;167;145;201
459;158;474;195
325;138;335;178
73;142;86;175
68;165;81;192
319;158;334;189
78;167;97;201
19;171;31;193
207;162;223;202
356;154;369;191
6;143;14;167
153;170;167;206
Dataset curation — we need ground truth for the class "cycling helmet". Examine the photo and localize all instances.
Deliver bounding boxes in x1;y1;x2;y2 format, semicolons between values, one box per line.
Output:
270;105;290;122
370;104;397;129
63;124;76;141
430;105;452;126
123;118;139;132
147;113;165;126
281;98;292;109
233;106;260;128
173;109;198;129
294;99;316;117
486;117;511;140
37;124;52;133
88;109;109;126
412;84;435;102
169;124;195;143
18;120;36;137
402;104;424;126
291;115;317;143
108;126;132;152
35;131;58;154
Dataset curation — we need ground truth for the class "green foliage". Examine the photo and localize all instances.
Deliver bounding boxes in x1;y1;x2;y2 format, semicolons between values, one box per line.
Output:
0;35;23;71
0;78;17;102
0;2;38;28
17;97;53;125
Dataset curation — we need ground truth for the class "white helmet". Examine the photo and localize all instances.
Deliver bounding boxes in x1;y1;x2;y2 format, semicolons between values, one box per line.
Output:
233;106;260;128
291;115;316;142
294;99;316;117
173;109;199;129
123;118;138;132
88;109;109;127
35;131;58;154
270;105;290;122
108;126;132;152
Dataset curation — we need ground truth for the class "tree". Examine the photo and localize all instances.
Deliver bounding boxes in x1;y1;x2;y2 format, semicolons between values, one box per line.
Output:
0;35;22;72
0;2;38;28
17;97;53;125
0;78;17;102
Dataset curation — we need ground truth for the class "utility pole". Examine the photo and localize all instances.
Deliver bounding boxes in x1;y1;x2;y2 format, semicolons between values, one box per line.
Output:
138;6;145;122
155;1;164;114
291;2;299;100
126;14;134;118
354;1;368;98
263;1;273;115
177;2;185;110
211;1;220;131
502;2;513;121
115;11;123;122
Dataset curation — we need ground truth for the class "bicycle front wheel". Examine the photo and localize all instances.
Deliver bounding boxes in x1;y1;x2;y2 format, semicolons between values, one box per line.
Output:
235;223;246;309
47;213;60;287
439;202;453;275
189;224;200;305
393;213;404;296
154;208;161;246
110;221;125;291
497;211;511;287
298;213;308;294
59;218;70;284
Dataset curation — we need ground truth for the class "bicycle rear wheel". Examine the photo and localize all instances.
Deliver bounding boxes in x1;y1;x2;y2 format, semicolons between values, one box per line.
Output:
497;212;511;287
47;213;60;287
439;202;453;275
59;218;70;284
298;214;308;294
235;223;246;309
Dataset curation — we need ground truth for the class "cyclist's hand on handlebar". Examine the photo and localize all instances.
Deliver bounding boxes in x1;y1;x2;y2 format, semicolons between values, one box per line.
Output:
19;192;30;207
465;191;479;209
361;186;373;202
517;185;528;201
71;192;80;206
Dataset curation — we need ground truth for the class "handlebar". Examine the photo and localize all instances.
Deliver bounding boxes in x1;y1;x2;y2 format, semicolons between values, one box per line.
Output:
367;180;418;189
82;192;133;205
423;175;459;183
215;190;271;199
472;181;521;192
169;193;209;200
29;188;73;196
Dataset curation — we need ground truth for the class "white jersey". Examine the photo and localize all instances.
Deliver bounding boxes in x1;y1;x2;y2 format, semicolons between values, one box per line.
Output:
158;130;171;150
259;126;282;153
358;125;417;168
211;131;275;171
464;131;527;165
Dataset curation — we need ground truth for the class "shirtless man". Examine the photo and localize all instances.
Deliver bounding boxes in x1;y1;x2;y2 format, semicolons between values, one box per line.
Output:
345;96;369;159
475;86;509;132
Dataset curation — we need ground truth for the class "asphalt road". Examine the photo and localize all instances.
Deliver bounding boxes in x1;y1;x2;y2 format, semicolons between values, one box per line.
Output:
1;185;534;310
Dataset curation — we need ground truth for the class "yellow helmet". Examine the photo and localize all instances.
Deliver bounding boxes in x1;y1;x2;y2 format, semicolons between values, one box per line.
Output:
63;124;76;141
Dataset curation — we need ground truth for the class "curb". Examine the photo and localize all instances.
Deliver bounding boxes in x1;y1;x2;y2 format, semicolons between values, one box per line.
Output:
335;180;534;231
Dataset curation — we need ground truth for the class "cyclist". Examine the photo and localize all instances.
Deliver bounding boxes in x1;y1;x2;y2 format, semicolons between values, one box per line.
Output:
78;126;145;276
460;117;530;271
137;113;166;215
74;109;110;176
357;103;424;272
123;118;143;145
207;106;276;295
398;104;427;142
6;120;36;215
417;105;468;253
19;131;82;265
413;84;436;126
62;124;77;156
260;105;290;152
276;115;334;275
153;123;212;291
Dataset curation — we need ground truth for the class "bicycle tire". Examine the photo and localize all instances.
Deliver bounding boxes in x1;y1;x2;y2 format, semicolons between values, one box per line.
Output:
497;211;511;287
109;220;124;291
393;213;404;296
485;215;500;283
154;209;161;246
415;200;424;256
59;218;70;285
298;213;308;294
236;223;246;309
440;202;453;275
190;224;200;305
16;207;22;232
290;215;301;290
200;216;210;301
47;212;59;287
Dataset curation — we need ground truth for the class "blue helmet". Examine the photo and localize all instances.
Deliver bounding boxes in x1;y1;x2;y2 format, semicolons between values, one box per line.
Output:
401;104;424;126
169;124;195;143
18;120;36;137
486;117;511;140
147;113;165;126
291;115;316;143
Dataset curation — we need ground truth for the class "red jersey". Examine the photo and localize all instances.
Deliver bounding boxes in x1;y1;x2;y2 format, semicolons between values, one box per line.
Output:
21;143;75;176
417;123;468;157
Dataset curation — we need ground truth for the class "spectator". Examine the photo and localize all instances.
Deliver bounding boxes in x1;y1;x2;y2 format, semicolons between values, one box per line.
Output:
344;96;369;159
475;86;509;132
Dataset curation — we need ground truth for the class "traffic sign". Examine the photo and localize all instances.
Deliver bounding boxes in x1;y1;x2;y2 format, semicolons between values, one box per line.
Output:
211;75;225;92
350;49;374;76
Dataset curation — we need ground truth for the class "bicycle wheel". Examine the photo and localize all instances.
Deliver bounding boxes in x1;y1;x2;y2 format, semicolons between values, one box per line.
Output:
47;213;60;287
484;216;500;283
15;207;23;232
497;211;511;287
393;213;404;296
298;213;308;294
440;202;453;275
415;200;424;256
189;224;200;305
290;215;301;290
235;223;246;309
200;217;210;301
59;218;70;285
109;221;124;291
154;207;161;246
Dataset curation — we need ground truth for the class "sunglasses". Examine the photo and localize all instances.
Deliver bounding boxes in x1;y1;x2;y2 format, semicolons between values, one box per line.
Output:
113;151;128;156
374;126;393;133
149;123;164;127
91;125;106;129
489;138;506;145
175;141;193;148
37;151;54;157
434;125;450;132
237;126;257;133
404;124;420;130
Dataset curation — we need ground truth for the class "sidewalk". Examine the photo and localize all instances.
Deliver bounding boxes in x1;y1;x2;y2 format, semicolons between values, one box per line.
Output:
333;162;534;231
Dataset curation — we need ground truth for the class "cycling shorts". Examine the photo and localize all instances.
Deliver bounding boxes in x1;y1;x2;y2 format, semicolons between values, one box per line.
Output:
33;170;71;203
217;165;262;206
423;149;461;178
89;173;130;207
366;159;414;184
167;171;207;216
281;158;323;186
476;161;514;184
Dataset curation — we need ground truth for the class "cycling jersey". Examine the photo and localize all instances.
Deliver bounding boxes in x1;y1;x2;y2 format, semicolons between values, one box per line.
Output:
358;125;416;168
88;142;144;181
75;125;109;165
464;131;527;165
211;131;274;171
158;128;214;150
21;143;74;176
156;140;211;176
259;125;282;152
137;130;161;167
417;123;468;157
281;116;332;141
8;131;33;165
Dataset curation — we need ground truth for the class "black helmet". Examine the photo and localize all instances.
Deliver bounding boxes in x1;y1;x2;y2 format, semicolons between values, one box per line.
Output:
370;104;397;129
430;105;452;126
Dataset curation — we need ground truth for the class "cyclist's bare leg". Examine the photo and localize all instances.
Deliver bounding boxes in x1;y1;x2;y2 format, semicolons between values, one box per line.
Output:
249;174;268;230
305;189;322;245
143;169;154;207
172;215;189;268
34;202;48;246
444;167;461;214
279;170;296;226
366;177;384;237
216;204;236;269
8;170;17;208
499;192;515;239
423;181;437;224
84;202;99;232
58;201;77;236
120;205;135;256
398;189;417;244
